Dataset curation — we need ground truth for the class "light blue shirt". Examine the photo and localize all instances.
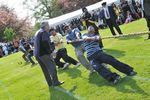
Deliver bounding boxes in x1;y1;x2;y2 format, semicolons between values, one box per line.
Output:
66;28;82;48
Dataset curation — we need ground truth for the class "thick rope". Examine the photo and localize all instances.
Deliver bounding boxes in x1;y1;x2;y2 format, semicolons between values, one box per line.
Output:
101;31;150;39
68;31;150;44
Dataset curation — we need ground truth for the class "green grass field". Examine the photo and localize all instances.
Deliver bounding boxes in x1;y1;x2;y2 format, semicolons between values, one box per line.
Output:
0;19;150;100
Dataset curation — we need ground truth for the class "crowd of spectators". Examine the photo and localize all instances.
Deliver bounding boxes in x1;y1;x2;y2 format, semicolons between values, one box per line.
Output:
0;38;34;58
0;41;19;58
54;0;144;36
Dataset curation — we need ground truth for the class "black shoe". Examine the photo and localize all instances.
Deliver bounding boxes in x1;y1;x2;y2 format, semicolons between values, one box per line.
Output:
113;34;117;36
119;33;123;35
53;81;64;86
48;84;52;87
113;75;121;84
127;71;137;76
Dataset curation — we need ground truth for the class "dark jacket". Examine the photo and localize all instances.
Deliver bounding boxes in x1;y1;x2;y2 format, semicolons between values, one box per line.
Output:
82;12;96;27
34;29;55;57
24;43;33;53
144;0;150;17
100;6;117;21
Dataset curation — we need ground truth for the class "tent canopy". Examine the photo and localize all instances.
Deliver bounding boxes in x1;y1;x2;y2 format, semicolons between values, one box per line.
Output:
47;0;118;26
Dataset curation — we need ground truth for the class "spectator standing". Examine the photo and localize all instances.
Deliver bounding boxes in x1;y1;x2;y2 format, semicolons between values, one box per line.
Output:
34;21;64;87
82;7;104;48
100;2;123;36
143;0;150;39
120;0;131;20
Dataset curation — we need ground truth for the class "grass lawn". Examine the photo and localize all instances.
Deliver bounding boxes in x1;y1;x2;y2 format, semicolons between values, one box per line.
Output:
0;19;150;100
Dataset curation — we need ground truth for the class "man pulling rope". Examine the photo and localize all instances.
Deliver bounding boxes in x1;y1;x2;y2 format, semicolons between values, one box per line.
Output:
68;26;138;84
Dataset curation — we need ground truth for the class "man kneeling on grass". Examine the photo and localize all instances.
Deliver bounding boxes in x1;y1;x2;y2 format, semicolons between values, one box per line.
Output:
82;26;137;84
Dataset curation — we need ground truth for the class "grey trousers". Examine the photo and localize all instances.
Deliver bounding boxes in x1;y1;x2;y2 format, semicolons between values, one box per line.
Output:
75;45;94;71
36;54;59;86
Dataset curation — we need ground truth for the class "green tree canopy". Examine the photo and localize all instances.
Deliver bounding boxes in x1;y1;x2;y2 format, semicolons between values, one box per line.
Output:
23;0;63;21
4;27;16;42
0;4;32;42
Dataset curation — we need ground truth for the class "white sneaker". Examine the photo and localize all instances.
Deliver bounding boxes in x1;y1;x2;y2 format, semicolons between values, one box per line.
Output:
74;62;81;67
62;63;69;70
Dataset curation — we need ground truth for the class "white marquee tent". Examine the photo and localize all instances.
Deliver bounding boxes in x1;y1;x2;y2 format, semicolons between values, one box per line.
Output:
47;0;118;26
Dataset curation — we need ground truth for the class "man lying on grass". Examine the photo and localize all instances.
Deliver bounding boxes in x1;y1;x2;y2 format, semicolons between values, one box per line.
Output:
82;26;137;84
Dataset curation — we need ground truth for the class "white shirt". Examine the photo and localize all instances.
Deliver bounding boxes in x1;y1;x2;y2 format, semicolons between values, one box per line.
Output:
128;0;136;14
141;0;144;10
103;6;110;19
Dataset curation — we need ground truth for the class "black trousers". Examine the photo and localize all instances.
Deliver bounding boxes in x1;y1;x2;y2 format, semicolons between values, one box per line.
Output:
54;48;78;68
145;16;150;38
20;48;28;62
27;51;35;64
106;19;123;36
88;51;133;82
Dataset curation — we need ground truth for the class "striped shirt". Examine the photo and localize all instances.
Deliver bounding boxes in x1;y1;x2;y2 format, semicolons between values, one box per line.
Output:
82;33;101;57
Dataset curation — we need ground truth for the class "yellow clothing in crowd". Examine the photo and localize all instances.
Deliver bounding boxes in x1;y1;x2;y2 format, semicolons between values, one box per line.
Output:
113;7;120;16
82;20;86;27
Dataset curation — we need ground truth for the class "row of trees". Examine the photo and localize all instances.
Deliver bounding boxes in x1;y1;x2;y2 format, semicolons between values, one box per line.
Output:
23;0;63;21
23;0;102;21
58;0;102;13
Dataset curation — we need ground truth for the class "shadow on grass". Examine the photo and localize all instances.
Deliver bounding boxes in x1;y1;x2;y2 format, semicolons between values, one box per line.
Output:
88;72;111;87
115;76;148;95
104;49;126;58
89;73;148;95
58;67;82;79
49;86;78;100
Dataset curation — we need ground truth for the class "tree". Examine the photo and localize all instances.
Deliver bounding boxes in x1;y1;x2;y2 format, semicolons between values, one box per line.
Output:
23;0;63;21
23;0;102;21
0;4;32;42
4;27;16;42
57;0;102;13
